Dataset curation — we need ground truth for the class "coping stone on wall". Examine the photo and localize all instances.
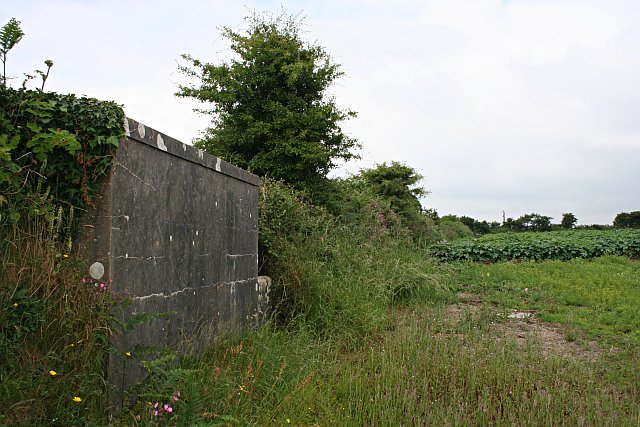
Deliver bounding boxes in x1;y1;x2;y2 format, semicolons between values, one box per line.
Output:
123;117;260;187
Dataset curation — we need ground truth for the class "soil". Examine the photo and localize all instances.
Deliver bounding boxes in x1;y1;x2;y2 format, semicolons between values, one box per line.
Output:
448;292;603;362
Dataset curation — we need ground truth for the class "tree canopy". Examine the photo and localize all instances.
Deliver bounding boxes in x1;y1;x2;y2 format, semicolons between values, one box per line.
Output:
358;161;426;218
177;12;358;190
561;212;578;229
613;211;640;228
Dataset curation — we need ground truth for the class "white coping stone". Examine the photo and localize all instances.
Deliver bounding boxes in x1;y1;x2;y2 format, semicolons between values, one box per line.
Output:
157;134;167;151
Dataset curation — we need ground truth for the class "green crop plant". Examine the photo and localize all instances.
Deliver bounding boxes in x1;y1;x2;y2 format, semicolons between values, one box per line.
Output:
431;229;640;263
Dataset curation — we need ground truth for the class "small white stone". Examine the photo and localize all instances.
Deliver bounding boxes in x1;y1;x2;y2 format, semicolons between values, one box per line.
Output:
89;262;105;280
123;118;131;136
137;123;146;138
157;134;167;151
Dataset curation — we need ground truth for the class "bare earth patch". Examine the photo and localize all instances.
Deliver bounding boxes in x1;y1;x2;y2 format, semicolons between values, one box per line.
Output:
449;292;603;362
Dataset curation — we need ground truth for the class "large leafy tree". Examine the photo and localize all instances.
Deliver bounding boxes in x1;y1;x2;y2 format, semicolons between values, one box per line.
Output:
177;12;358;189
613;211;640;228
358;161;426;217
355;161;431;237
561;212;578;229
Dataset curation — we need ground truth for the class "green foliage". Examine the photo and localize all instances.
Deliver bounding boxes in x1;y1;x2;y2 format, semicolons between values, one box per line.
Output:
437;217;474;241
431;229;640;263
0;18;24;87
454;215;499;235
561;212;578;229
258;178;445;342
352;161;439;242
0;87;124;234
358;161;426;211
0;287;45;370
177;12;358;191
613;210;640;228
503;212;552;232
0;216;121;425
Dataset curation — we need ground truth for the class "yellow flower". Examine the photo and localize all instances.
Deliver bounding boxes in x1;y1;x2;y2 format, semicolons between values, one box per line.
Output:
239;385;245;391
125;351;132;357
12;303;18;308
73;396;82;403
49;370;57;376
286;419;291;424
63;254;69;258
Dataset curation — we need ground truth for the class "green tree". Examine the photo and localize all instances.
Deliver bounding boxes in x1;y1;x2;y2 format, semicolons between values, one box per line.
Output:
561;212;578;229
177;12;358;190
504;213;552;232
613;211;640;228
358;161;426;218
355;161;435;240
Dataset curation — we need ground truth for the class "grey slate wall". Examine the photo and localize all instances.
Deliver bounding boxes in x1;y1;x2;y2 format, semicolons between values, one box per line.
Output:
77;118;265;406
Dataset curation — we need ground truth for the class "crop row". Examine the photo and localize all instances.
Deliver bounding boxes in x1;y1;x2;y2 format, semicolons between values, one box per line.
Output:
430;229;640;263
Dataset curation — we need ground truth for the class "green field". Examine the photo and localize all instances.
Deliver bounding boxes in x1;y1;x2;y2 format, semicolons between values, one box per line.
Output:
431;229;640;263
4;221;639;425
116;254;640;425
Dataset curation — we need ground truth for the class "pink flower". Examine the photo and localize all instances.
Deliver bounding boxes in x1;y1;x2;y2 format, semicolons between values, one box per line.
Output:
153;410;158;416
82;277;86;283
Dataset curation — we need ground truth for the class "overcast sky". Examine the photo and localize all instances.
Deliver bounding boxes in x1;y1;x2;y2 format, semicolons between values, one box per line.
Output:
2;0;639;225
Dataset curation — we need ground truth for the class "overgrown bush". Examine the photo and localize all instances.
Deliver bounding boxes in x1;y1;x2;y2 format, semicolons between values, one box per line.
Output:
0;87;124;239
259;178;446;346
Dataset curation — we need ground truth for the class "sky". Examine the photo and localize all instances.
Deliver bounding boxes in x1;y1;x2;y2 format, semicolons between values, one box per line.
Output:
2;0;639;225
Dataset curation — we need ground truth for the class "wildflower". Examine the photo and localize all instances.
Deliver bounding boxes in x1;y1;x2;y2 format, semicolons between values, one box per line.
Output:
164;404;173;413
82;277;86;283
286;419;291;424
171;391;180;402
125;351;132;357
239;385;245;391
63;254;69;258
73;396;82;402
153;410;159;416
12;303;18;308
49;370;57;376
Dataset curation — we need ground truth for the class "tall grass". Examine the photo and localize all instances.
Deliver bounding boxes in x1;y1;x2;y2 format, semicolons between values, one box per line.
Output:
0;208;115;425
336;305;639;425
258;179;451;347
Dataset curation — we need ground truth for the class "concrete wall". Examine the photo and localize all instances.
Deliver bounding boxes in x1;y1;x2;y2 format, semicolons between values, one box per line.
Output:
77;118;267;406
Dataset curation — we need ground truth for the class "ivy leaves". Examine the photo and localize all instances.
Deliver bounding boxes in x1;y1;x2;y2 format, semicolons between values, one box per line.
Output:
0;87;124;227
